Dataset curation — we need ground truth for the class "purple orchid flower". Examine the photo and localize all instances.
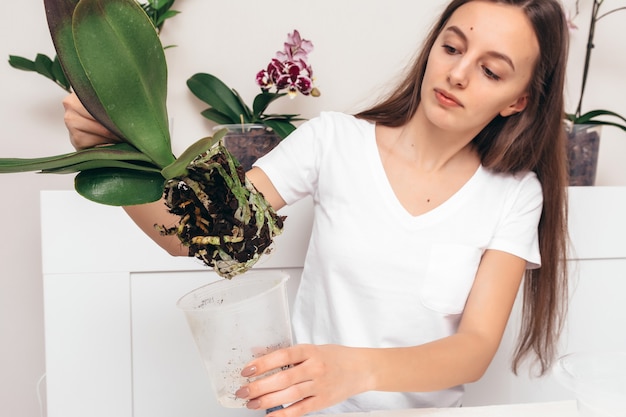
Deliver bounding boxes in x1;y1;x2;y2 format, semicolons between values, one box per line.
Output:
256;33;316;97
274;60;313;96
276;30;314;63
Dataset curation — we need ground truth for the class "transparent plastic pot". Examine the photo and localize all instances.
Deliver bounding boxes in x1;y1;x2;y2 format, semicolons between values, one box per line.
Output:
214;124;281;172
177;271;292;408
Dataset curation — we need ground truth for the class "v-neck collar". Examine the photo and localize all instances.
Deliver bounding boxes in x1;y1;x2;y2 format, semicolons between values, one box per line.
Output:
364;120;486;226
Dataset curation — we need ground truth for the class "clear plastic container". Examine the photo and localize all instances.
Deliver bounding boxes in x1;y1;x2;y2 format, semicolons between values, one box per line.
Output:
553;350;626;417
177;271;292;408
213;124;281;172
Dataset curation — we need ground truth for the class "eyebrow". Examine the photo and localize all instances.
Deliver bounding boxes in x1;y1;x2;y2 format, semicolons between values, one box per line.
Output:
444;26;516;71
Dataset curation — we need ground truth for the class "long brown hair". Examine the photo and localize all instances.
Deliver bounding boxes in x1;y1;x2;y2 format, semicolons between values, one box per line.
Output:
357;0;570;375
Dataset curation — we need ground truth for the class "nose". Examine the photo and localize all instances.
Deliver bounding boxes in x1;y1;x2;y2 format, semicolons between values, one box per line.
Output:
447;59;469;89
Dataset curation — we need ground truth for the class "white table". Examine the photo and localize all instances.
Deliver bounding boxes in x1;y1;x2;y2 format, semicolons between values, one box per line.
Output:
323;401;579;417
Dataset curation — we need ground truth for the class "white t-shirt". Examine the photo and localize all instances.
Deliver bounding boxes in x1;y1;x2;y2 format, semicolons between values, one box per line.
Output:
255;112;542;413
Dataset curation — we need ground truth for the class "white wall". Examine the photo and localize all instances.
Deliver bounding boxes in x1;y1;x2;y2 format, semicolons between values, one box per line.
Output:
1;0;625;416
1;3;74;417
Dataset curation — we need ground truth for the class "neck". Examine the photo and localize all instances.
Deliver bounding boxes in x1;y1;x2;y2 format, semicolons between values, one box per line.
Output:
388;111;479;174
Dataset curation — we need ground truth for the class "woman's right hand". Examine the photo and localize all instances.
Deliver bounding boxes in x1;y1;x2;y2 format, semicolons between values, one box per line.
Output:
63;92;121;150
62;93;191;257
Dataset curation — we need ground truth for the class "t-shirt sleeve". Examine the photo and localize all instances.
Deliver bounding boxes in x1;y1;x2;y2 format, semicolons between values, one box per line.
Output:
253;113;333;205
488;172;543;269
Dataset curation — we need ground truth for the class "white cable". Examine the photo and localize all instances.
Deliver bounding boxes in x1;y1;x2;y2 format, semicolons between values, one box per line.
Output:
36;372;46;417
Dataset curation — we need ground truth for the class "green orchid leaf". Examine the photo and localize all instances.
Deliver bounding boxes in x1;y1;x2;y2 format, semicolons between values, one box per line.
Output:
576;119;626;133
200;108;236;125
161;130;226;180
252;92;286;119
44;0;125;138
0;143;156;173
602;122;626;132
187;73;250;123
72;0;174;168
43;159;162;174
262;119;297;139
572;109;626;132
75;168;165;206
231;89;254;122
263;114;304;122
576;109;626;124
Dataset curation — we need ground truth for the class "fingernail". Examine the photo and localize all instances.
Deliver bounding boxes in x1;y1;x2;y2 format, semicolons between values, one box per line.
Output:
235;387;249;399
246;399;261;410
241;366;256;377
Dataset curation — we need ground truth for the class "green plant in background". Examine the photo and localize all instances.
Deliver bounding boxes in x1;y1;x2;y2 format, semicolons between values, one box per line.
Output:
8;53;72;91
7;0;179;92
566;0;626;131
187;30;321;139
0;0;283;278
140;0;179;32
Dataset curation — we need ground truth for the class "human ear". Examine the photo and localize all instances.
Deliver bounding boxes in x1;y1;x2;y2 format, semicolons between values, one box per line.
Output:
500;94;528;117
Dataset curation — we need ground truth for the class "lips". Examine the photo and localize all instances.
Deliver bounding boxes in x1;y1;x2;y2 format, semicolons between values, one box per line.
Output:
434;89;463;107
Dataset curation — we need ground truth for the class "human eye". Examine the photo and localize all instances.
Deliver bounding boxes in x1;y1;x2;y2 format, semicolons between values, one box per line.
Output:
442;44;460;55
482;65;501;81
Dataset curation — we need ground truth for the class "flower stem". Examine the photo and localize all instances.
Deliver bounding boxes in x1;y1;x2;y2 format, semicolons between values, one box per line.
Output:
575;0;601;118
596;6;626;21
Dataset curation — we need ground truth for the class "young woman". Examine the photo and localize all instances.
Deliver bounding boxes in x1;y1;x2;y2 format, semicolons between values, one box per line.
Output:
63;0;570;415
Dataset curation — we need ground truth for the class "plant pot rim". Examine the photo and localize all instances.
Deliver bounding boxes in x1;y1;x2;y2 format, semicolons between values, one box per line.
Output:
213;123;268;133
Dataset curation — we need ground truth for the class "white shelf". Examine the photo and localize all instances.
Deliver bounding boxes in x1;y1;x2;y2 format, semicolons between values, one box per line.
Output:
567;186;626;260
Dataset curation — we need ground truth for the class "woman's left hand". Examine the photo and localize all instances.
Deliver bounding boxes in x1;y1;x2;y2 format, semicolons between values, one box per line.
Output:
235;344;372;416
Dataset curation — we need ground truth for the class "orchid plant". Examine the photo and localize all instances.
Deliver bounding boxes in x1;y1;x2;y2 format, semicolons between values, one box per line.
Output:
187;30;320;139
0;0;284;278
566;0;626;131
7;0;179;92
